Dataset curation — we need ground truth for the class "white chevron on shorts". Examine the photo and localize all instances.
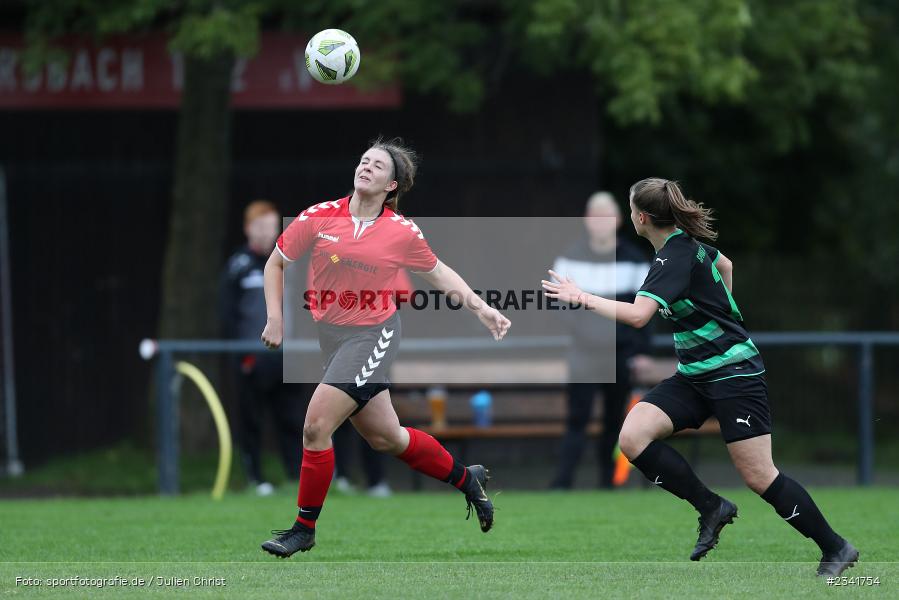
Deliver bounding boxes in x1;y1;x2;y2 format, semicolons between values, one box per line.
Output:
355;328;394;387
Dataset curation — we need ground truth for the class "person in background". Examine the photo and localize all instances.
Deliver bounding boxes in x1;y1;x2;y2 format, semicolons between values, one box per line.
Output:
550;191;653;489
220;200;304;496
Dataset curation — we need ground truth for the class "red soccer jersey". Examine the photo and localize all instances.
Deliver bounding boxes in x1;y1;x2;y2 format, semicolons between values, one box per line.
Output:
277;196;438;326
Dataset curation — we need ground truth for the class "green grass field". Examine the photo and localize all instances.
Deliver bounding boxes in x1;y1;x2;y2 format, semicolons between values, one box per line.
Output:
1;487;896;598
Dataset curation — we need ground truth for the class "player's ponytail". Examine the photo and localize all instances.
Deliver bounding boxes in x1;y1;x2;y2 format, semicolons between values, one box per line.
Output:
630;178;718;241
370;136;418;212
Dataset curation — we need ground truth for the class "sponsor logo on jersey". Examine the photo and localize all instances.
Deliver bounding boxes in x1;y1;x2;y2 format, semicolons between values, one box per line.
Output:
318;231;340;242
339;258;378;274
330;254;340;264
655;257;668;266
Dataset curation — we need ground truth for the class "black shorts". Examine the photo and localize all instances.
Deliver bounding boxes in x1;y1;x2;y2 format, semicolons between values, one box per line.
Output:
317;312;401;413
640;372;771;443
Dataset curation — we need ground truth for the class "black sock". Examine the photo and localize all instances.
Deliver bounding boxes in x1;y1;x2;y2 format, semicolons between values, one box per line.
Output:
631;440;719;513
444;460;468;489
296;507;321;528
761;473;843;554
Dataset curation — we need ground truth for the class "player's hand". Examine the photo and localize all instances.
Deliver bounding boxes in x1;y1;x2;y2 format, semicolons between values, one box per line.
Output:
541;270;587;306
261;317;283;350
476;305;511;341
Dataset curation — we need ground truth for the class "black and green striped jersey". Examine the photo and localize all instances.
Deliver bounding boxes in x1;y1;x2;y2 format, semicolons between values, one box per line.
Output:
636;229;764;382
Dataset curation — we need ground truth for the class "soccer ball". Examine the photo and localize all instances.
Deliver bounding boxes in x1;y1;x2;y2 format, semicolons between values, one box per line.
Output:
304;29;361;85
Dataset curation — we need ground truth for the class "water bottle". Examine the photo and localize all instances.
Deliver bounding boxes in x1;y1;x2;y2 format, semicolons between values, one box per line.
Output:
470;390;493;428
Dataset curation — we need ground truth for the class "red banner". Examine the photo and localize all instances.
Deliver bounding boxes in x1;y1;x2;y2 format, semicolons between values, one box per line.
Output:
0;32;401;109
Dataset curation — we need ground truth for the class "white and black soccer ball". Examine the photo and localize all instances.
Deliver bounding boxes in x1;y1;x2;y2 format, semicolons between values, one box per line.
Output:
304;29;361;85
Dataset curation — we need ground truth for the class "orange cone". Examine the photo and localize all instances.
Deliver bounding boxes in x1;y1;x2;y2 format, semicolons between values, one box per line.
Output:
613;392;642;487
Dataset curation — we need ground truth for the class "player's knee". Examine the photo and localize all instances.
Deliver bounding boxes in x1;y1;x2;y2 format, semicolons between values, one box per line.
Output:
365;433;401;454
739;465;777;494
618;427;646;460
302;422;323;446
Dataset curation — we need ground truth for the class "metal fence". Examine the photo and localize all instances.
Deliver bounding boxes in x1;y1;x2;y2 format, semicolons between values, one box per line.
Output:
142;332;899;495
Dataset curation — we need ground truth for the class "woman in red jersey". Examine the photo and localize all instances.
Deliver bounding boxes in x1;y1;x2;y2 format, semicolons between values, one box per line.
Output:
259;137;511;557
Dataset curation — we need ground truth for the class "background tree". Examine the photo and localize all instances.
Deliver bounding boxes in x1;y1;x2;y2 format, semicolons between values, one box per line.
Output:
24;0;889;333
25;0;262;341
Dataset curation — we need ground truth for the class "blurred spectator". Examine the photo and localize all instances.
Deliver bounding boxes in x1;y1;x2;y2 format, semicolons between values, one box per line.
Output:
219;200;304;495
550;192;653;489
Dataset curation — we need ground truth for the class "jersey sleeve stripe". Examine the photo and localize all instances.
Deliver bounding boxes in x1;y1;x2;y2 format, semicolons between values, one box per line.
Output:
276;245;294;263
411;259;439;274
636;290;669;310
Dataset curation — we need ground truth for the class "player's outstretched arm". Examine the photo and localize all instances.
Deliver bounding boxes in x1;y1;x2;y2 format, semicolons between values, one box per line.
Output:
261;249;285;349
416;260;511;341
542;269;657;329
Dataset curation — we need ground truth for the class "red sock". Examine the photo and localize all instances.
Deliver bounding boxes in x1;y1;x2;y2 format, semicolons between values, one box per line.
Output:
398;427;468;489
295;447;334;528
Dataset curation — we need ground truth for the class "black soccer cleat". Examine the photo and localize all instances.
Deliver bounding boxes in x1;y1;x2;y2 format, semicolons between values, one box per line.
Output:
690;497;738;561
462;465;494;532
816;540;859;577
260;522;315;558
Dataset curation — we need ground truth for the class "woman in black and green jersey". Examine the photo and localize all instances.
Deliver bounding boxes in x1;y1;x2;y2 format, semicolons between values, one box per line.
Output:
542;178;857;577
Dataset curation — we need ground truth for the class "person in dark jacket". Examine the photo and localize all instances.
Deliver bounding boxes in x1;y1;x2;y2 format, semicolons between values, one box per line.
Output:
220;200;305;495
550;192;653;489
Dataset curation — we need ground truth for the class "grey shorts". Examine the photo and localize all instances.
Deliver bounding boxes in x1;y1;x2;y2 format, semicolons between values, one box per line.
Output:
316;311;401;412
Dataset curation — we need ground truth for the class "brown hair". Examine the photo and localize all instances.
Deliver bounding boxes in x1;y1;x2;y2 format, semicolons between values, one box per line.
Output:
243;200;278;225
369;136;418;211
630;178;717;241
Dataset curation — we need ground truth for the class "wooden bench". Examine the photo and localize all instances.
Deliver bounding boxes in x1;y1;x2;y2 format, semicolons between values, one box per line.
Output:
390;357;723;444
390;369;722;489
416;419;721;466
419;419;720;440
